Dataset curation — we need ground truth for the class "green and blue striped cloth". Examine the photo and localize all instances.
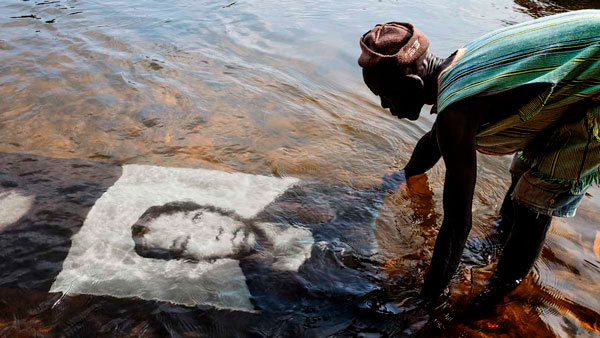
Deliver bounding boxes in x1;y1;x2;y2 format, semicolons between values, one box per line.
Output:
437;10;600;119
436;10;600;193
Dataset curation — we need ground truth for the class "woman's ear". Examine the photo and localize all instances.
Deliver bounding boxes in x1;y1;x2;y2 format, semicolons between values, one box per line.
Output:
405;74;424;91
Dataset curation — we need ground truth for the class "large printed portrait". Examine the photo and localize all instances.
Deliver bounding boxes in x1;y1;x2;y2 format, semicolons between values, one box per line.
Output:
49;164;312;311
1;153;385;315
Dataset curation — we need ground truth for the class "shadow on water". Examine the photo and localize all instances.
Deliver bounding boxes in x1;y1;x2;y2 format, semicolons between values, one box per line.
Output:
0;153;122;291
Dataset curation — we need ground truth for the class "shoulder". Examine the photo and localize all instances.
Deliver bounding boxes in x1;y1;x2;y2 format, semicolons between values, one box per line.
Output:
435;97;485;129
437;83;547;128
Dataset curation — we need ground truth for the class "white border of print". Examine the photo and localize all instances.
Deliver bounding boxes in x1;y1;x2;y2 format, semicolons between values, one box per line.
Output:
51;165;301;312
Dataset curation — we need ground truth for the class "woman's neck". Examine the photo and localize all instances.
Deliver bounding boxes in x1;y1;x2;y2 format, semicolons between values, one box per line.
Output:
421;52;457;105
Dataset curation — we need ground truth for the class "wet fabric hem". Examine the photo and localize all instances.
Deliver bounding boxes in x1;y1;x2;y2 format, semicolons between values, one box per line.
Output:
511;169;586;217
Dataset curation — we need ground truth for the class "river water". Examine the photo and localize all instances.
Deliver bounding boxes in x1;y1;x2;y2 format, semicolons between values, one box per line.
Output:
1;0;599;336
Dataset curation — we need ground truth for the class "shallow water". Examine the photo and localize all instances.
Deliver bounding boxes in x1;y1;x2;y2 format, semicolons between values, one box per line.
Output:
1;0;599;336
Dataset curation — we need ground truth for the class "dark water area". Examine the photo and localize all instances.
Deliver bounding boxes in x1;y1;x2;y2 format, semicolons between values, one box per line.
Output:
1;0;599;337
514;0;600;17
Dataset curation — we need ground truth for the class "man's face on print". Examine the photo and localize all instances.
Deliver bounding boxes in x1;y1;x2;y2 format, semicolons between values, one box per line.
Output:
132;201;258;263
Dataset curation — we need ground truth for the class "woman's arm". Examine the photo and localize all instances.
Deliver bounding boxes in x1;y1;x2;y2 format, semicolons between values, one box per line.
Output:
420;104;482;300
404;122;442;178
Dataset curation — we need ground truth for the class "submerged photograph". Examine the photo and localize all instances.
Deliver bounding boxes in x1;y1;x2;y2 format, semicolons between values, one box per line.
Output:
1;0;599;336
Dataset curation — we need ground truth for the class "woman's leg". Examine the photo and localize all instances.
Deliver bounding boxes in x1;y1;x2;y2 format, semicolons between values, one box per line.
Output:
485;202;552;296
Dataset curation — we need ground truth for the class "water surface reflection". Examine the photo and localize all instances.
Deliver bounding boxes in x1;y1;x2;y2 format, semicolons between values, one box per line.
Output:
1;0;599;336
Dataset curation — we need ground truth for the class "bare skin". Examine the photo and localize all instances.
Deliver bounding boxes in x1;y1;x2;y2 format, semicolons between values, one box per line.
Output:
364;51;553;303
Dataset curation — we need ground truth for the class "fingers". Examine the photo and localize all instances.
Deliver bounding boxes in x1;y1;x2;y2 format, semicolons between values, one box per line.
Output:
381;170;407;192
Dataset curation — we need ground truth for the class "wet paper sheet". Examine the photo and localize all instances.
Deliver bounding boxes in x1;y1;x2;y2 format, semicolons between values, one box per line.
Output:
50;164;301;311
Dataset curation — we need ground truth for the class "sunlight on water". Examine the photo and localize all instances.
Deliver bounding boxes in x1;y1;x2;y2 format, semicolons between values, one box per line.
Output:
1;0;599;336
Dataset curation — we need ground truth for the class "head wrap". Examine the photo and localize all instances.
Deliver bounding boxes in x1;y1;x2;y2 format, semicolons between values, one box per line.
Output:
358;22;430;68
